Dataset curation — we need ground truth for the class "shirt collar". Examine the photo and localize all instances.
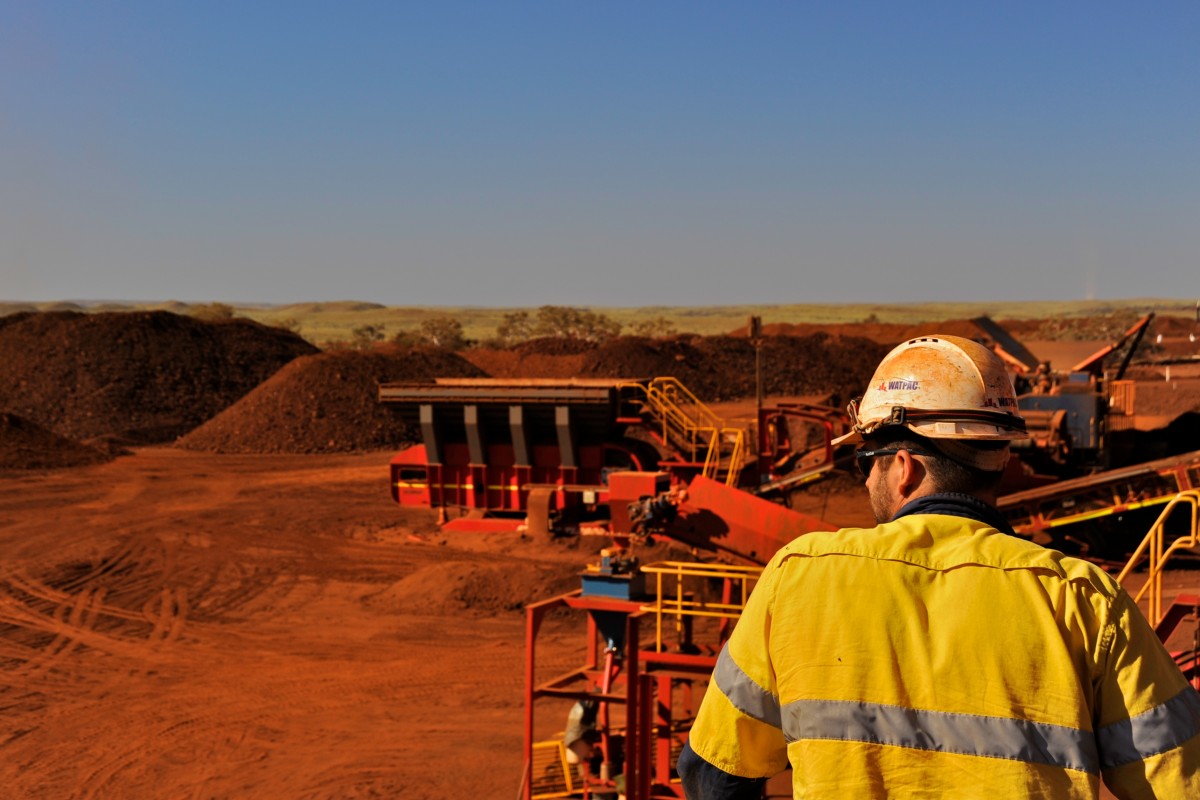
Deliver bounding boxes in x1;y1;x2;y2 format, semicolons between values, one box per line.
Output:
892;492;1017;537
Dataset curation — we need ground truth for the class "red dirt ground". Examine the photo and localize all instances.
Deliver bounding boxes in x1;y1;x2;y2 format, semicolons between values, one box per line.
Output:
1;309;1198;798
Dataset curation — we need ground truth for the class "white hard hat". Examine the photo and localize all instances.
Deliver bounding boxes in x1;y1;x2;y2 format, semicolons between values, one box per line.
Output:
833;335;1029;447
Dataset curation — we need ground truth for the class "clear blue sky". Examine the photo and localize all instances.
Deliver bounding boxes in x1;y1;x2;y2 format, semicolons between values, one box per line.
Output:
2;1;1197;307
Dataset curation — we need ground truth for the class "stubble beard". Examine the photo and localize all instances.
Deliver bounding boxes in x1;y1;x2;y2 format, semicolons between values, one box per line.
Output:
868;468;895;524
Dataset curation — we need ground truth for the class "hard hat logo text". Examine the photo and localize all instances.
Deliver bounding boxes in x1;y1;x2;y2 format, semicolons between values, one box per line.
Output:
877;379;920;392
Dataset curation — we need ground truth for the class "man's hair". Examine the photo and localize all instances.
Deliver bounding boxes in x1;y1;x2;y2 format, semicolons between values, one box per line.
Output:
870;429;1006;495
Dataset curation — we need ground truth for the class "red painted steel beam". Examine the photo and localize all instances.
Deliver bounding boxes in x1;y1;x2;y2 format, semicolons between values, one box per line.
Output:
1155;593;1200;643
668;475;833;564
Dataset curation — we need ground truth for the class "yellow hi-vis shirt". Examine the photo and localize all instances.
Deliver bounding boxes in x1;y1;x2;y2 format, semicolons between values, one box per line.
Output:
687;513;1200;799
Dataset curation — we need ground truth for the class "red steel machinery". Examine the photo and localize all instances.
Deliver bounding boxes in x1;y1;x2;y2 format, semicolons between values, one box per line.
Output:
378;377;850;537
521;469;828;799
378;378;840;797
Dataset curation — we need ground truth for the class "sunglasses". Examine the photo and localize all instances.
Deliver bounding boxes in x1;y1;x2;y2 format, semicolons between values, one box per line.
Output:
854;447;938;478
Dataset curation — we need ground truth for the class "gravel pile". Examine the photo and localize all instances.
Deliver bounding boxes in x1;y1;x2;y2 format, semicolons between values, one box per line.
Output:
0;311;316;443
579;334;889;403
176;347;485;453
0;412;115;471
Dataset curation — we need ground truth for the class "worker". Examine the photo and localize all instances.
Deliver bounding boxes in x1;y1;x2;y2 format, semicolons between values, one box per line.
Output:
1034;359;1053;394
564;697;625;798
678;335;1200;799
563;698;600;779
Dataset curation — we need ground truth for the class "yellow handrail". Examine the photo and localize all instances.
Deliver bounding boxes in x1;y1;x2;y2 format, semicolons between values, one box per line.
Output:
639;561;763;652
647;379;721;457
1115;490;1200;626
620;378;747;487
715;428;746;488
530;739;575;798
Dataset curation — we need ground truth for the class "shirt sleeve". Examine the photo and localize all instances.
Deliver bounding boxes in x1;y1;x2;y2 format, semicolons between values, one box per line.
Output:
677;740;765;800
684;553;790;779
1095;591;1200;799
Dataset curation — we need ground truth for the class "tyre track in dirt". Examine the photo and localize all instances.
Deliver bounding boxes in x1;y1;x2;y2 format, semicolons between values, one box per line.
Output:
17;615;536;799
0;448;599;798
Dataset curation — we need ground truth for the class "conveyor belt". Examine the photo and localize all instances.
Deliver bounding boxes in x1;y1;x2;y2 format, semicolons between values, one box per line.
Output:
998;449;1200;553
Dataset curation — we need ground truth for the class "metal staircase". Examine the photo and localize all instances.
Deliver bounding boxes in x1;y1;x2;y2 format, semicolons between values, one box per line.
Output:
619;378;746;488
1115;489;1200;686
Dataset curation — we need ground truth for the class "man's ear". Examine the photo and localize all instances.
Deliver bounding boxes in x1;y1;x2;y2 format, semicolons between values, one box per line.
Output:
893;448;927;498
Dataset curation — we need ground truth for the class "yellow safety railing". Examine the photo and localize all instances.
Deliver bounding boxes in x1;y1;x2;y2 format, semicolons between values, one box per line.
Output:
621;378;746;487
707;427;746;489
639;561;763;652
644;378;721;461
529;739;575;799
1116;490;1200;626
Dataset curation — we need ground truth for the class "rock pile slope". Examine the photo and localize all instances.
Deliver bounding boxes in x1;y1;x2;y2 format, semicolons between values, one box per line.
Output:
0;311;316;443
580;334;889;403
0;412;115;471
176;347;485;453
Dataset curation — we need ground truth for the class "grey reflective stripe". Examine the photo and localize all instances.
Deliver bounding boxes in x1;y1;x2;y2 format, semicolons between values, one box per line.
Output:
781;698;1101;774
1097;687;1200;769
713;642;782;729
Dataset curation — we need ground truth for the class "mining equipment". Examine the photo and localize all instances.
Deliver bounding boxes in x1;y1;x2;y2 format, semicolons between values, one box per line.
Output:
378;376;843;797
1005;313;1155;477
998;448;1200;562
375;316;1181;545
519;469;832;800
988;311;1200;558
375;316;1195;560
378;377;850;539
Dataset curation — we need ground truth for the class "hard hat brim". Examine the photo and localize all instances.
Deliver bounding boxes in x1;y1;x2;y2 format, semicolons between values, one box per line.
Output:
831;429;861;447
